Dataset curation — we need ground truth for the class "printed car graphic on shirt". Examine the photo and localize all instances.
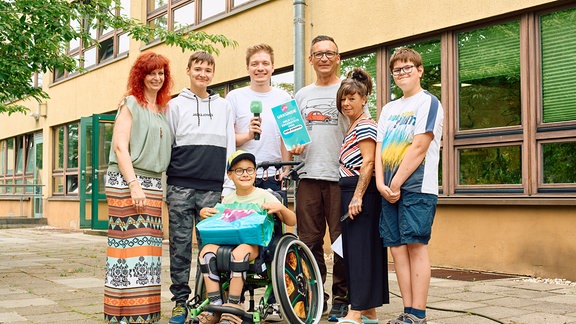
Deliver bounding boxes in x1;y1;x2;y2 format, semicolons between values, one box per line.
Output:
301;98;338;126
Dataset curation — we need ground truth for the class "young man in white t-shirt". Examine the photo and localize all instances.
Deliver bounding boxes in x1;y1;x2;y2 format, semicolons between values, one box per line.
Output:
226;44;291;191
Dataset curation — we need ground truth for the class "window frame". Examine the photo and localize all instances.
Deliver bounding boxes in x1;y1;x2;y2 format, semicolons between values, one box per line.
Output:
0;134;38;195
52;122;80;196
146;0;262;33
53;4;130;82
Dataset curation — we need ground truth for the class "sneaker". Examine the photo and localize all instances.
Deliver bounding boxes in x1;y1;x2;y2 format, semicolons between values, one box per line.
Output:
403;313;427;324
327;303;348;322
265;304;283;322
169;303;188;324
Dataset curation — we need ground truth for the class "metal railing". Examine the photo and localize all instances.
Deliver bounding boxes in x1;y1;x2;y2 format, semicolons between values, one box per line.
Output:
0;184;44;217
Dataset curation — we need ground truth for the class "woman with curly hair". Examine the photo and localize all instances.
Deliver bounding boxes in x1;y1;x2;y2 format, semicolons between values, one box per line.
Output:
104;52;173;324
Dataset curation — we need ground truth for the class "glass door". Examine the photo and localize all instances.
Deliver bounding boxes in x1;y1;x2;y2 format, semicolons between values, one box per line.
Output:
79;114;115;229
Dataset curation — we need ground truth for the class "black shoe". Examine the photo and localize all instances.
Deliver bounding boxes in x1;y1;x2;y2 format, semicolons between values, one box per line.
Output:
327;303;348;322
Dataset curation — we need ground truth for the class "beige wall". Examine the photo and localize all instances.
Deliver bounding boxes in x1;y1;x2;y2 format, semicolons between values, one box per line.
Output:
430;205;576;281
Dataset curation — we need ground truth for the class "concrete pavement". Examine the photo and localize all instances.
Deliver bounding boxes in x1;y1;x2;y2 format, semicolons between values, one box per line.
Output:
0;227;575;324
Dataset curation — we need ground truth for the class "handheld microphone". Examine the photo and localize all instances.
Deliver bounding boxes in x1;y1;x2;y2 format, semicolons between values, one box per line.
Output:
250;100;263;140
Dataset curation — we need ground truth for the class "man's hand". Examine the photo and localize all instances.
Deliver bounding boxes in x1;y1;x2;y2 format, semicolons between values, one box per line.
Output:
288;144;307;155
249;116;262;140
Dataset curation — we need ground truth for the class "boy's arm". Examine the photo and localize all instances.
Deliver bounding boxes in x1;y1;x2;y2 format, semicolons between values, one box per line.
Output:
199;207;219;220
389;132;434;194
261;201;296;226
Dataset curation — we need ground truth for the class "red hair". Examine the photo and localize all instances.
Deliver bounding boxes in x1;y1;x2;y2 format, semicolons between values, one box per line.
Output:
126;52;173;113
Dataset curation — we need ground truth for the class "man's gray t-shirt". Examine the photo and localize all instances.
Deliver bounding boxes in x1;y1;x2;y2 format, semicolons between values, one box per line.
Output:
295;83;344;182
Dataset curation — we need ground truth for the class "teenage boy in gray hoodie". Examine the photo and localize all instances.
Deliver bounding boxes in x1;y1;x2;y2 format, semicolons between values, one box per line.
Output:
165;51;235;324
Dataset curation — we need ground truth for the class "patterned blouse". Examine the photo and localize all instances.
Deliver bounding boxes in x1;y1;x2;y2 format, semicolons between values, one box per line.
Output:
339;118;378;177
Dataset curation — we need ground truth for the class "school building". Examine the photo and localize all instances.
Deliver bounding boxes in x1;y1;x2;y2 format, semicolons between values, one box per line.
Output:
1;0;575;281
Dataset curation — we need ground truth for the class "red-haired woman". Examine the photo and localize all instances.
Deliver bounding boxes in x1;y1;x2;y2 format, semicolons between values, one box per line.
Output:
104;52;173;324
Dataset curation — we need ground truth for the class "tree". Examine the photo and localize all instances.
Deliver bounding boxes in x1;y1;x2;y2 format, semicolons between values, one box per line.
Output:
0;0;236;115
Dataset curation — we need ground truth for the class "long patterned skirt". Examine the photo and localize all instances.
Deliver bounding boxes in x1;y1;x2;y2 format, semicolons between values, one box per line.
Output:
104;171;164;324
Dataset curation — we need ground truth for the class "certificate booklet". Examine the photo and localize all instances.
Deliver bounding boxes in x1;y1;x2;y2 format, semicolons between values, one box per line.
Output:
271;99;311;150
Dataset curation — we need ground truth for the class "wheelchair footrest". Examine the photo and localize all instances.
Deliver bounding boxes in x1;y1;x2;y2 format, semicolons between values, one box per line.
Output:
204;304;255;323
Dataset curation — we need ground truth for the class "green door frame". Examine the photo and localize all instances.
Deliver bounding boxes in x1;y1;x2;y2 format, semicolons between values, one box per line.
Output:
79;114;115;229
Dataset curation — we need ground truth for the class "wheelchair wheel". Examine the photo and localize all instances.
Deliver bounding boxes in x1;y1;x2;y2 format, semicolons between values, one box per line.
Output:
271;234;323;324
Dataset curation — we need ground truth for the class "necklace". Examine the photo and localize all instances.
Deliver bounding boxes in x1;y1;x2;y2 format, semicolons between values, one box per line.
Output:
347;112;365;133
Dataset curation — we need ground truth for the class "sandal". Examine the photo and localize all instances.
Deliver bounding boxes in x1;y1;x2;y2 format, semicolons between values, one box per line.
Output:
218;303;244;324
197;310;221;324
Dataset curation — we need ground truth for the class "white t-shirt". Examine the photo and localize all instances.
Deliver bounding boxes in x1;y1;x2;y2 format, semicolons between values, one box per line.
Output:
376;90;444;195
227;87;291;177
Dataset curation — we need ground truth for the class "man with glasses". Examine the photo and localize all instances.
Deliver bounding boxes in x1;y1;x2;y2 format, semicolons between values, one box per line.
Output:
290;35;350;321
375;47;443;324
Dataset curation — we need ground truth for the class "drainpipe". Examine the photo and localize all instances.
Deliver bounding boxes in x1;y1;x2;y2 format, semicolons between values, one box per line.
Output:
294;0;305;93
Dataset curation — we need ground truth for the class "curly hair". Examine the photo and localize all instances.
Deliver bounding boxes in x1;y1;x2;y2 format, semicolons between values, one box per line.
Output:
126;52;173;113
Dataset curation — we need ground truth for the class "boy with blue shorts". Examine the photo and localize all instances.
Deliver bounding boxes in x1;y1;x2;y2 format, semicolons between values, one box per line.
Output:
375;47;444;324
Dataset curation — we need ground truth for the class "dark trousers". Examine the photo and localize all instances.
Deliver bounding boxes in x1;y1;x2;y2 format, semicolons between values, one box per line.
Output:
340;176;389;310
296;179;348;304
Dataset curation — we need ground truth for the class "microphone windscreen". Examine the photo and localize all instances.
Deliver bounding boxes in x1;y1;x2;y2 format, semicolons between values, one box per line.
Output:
250;100;262;114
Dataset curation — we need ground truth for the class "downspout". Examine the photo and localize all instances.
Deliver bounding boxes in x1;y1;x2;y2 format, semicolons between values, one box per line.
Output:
294;0;305;93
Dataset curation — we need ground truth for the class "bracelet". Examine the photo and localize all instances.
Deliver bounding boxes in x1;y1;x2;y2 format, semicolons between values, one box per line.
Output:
127;178;138;185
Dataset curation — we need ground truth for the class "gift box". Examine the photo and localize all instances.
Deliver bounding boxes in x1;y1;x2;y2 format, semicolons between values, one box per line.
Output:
196;203;274;246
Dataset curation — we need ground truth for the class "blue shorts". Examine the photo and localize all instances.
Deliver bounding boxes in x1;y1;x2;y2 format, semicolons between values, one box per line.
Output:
380;191;438;247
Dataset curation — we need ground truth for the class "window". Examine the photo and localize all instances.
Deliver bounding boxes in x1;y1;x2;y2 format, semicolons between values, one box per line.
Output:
54;2;130;81
451;21;524;192
147;0;260;32
29;72;43;89
0;134;40;195
271;70;295;97
541;141;576;185
341;52;378;119
537;6;576;192
382;6;576;198
210;69;294;97
458;145;522;187
201;0;225;20
540;8;576;124
53;123;79;195
458;22;521;131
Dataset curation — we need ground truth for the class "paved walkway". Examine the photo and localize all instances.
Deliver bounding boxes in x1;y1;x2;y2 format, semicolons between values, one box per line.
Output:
0;227;575;324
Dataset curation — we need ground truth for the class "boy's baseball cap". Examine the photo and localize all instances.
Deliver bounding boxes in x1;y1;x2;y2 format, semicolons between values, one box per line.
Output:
227;150;256;171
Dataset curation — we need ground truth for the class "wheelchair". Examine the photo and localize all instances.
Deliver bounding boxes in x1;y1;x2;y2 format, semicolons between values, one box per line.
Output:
186;161;324;324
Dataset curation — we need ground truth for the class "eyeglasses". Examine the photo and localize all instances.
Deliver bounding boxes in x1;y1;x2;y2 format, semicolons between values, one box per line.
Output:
311;51;338;60
391;65;415;76
232;167;256;176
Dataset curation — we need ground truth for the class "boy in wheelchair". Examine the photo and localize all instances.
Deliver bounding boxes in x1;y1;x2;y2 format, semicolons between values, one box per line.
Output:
196;150;296;324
